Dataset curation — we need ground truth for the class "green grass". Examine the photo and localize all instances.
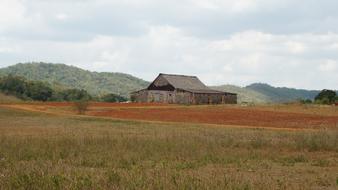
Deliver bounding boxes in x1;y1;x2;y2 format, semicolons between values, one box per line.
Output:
0;107;338;189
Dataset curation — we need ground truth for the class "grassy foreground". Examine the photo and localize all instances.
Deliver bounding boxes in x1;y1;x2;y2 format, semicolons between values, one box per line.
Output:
0;107;337;189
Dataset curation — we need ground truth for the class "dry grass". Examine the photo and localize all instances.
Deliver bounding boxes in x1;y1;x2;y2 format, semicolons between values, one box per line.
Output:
0;93;22;104
256;103;338;116
0;107;338;189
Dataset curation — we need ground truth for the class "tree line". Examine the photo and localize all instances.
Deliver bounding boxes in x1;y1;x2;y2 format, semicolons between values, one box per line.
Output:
298;89;337;105
0;75;127;102
314;89;338;105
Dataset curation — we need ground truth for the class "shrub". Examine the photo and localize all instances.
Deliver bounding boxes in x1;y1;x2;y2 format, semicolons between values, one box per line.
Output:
315;89;336;105
57;89;91;101
74;99;90;115
25;81;53;101
101;93;127;102
0;75;54;101
0;75;27;98
299;99;312;104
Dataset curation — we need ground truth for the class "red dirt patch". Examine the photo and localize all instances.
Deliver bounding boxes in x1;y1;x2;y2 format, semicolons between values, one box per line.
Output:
41;102;171;107
3;103;338;130
87;106;338;129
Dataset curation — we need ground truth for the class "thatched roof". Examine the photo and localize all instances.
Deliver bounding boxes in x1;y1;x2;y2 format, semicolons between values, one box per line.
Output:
154;73;228;94
160;74;208;90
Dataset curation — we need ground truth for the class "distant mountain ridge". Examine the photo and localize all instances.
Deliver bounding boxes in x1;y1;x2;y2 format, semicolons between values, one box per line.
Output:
212;83;326;103
0;62;329;102
245;83;321;103
210;84;270;103
0;62;149;97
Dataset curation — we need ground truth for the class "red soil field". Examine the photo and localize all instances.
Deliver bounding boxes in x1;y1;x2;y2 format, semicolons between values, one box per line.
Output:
40;102;171;107
3;102;337;129
86;106;338;129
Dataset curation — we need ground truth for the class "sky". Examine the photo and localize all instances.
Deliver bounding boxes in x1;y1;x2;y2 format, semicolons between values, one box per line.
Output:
0;0;337;90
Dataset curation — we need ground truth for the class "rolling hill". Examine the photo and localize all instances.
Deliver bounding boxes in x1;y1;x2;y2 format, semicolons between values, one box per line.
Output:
212;83;324;103
210;85;270;103
0;62;149;98
245;83;321;103
0;62;329;103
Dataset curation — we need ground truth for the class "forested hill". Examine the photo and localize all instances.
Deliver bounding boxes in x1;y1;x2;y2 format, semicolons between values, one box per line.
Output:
0;62;330;103
210;85;270;103
0;62;149;97
212;83;325;103
245;83;321;102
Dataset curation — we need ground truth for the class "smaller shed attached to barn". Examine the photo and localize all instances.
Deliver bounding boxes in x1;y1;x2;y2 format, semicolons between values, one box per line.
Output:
131;73;237;104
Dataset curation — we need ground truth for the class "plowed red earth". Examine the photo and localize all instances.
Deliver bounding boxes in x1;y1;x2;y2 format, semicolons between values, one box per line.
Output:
38;102;171;107
87;106;338;129
3;102;337;129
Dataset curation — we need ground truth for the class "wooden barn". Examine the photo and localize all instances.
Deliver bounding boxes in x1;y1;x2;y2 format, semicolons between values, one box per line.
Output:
131;73;237;104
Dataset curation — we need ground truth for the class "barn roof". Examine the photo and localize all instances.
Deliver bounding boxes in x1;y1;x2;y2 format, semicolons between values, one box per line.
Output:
154;73;229;94
160;73;209;90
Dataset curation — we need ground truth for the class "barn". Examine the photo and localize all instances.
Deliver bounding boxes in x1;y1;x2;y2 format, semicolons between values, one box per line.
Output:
131;73;237;104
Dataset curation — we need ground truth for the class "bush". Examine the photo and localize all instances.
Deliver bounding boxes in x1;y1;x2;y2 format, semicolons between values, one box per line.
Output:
100;93;127;102
25;81;53;101
0;75;53;101
299;99;312;104
0;75;27;98
74;99;90;115
315;89;336;105
0;75;94;102
56;89;91;101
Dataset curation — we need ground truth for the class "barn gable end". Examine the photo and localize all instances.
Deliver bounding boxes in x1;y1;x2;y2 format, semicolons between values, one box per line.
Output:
147;74;175;91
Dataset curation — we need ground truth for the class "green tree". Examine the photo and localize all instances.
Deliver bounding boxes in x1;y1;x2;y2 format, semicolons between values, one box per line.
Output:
315;89;336;104
25;81;53;101
0;75;27;98
74;99;90;114
57;89;92;101
299;99;312;104
101;93;127;102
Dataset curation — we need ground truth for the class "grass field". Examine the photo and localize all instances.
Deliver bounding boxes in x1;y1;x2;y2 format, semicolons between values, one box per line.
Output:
0;93;22;104
0;103;338;189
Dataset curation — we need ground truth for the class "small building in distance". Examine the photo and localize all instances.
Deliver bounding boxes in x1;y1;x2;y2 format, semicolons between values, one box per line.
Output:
131;73;237;104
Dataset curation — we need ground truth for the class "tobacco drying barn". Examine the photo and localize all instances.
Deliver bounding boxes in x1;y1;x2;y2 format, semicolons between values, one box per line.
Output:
131;73;237;104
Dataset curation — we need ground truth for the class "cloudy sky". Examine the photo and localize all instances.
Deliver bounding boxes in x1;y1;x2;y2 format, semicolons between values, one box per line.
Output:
0;0;337;89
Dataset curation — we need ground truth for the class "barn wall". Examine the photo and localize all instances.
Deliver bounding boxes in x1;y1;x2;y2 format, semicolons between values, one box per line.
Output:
131;90;237;104
193;93;224;104
130;90;148;103
147;90;172;103
224;94;237;104
174;90;193;104
193;93;209;104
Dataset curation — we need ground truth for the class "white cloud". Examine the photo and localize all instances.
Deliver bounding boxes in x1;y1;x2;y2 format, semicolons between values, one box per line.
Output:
285;41;306;54
0;0;26;30
55;13;69;21
1;27;338;89
0;0;338;90
319;60;337;72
